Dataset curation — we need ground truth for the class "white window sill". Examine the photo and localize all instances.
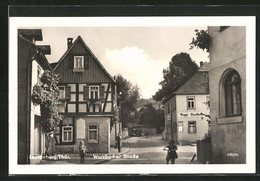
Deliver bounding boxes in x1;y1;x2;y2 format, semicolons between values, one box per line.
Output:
217;116;243;124
88;140;98;144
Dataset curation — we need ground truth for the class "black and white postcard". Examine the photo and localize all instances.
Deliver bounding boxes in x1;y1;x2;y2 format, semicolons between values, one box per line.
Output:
9;15;256;175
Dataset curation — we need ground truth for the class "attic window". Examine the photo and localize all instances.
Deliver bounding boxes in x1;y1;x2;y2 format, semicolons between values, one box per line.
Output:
73;56;84;72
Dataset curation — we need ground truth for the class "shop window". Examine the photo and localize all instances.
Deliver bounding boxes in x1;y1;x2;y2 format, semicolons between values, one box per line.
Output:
62;126;73;142
187;96;195;109
88;124;98;143
188;121;196;134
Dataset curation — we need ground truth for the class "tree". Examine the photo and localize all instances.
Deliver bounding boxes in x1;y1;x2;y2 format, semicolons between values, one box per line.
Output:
189;29;210;52
153;52;198;101
115;74;140;128
139;103;165;133
32;70;62;133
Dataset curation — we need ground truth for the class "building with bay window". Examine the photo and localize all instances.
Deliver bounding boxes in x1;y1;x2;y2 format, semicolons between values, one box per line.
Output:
51;36;117;153
163;62;210;144
208;26;246;163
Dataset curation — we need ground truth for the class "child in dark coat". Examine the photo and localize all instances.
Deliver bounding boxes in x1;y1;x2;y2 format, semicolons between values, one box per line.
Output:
163;140;178;164
79;141;86;163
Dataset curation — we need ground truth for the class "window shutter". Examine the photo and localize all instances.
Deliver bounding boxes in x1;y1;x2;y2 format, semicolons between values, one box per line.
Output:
99;85;105;102
83;86;89;100
84;55;89;69
65;86;71;100
69;55;74;68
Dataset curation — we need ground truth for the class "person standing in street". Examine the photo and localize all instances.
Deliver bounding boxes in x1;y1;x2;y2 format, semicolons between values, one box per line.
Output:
163;140;178;164
79;141;86;163
116;133;122;152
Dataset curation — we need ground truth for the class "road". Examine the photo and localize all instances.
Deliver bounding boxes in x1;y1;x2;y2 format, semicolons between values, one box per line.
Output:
100;135;197;164
39;135;199;164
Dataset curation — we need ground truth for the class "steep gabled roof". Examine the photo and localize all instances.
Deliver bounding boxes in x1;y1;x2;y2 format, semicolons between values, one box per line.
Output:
162;62;210;104
174;71;209;95
198;62;210;72
53;36;115;83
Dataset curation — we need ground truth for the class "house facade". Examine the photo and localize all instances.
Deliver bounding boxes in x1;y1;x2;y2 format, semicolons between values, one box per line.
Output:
208;26;246;163
52;36;117;153
18;29;52;164
163;63;210;144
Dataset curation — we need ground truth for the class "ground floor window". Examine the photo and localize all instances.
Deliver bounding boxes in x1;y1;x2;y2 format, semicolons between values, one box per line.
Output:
88;124;98;142
62;126;73;142
188;121;196;134
178;122;184;133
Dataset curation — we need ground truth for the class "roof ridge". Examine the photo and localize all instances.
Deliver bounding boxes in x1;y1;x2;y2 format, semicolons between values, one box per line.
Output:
53;36;115;83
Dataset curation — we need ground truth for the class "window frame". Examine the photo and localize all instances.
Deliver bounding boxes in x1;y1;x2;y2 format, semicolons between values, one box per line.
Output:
224;71;242;117
59;86;66;99
74;56;84;69
178;122;184;133
188;121;196;134
89;86;100;100
62;125;73;142
88;124;99;143
187;96;196;110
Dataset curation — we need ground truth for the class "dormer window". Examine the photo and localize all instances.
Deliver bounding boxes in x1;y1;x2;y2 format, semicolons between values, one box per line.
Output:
73;56;84;72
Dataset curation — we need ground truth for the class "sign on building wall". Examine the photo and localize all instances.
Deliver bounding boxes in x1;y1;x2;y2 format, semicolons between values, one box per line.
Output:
179;112;207;117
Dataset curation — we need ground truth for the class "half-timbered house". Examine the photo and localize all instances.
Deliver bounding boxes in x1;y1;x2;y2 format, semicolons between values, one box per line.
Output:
52;36;117;153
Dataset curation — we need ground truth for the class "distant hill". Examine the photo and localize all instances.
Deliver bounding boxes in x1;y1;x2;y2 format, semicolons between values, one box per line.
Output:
135;98;163;112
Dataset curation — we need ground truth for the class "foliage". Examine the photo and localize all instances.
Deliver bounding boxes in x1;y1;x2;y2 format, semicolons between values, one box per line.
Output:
153;52;198;101
139;103;165;129
115;74;140;128
203;130;211;142
32;70;62;132
189;29;210;52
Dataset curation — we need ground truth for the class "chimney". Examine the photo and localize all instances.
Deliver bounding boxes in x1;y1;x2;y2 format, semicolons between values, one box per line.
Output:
67;38;73;50
200;61;203;67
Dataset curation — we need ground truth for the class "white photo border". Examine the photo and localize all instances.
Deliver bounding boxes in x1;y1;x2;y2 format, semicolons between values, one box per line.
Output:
9;16;256;175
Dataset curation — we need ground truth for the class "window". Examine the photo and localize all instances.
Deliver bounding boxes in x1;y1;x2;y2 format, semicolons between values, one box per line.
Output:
73;56;84;72
187;96;195;109
224;70;242;116
188;121;196;134
59;86;65;99
89;86;99;100
37;66;41;83
88;124;98;142
178;122;184;133
62;126;73;142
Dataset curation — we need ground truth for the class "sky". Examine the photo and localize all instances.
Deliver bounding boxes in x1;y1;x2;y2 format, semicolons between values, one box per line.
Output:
36;26;209;99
